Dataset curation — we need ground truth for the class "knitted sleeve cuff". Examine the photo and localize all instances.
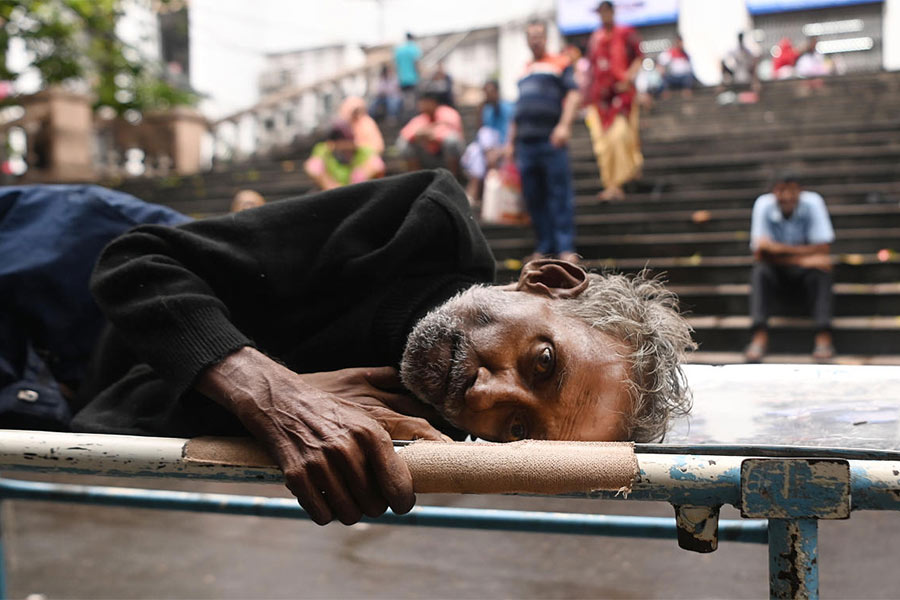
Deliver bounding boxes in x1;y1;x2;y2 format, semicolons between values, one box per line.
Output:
157;305;255;395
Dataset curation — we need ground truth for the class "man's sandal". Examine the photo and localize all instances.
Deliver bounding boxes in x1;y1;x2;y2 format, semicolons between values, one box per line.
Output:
744;342;767;363
812;343;835;363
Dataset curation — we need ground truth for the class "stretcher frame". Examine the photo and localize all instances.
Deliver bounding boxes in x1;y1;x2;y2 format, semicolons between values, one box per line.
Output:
0;429;898;599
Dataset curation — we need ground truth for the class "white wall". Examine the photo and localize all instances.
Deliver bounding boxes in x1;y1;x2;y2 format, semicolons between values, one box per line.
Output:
442;39;500;88
189;0;555;120
679;0;753;85
885;0;900;70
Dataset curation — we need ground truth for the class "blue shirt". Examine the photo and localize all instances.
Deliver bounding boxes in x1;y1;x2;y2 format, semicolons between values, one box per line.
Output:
514;54;578;143
394;42;422;87
750;190;835;249
481;101;514;143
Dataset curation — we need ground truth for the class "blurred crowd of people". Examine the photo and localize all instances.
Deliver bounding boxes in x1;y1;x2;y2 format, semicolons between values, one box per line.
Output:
299;1;654;264
771;35;834;80
296;0;844;269
715;30;835;104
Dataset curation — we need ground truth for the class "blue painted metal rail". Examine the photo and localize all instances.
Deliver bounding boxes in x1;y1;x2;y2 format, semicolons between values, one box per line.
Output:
0;430;897;599
0;477;769;541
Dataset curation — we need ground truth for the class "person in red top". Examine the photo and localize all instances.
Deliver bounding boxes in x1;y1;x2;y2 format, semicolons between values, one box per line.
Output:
583;1;644;202
773;37;798;79
657;35;695;98
397;88;464;178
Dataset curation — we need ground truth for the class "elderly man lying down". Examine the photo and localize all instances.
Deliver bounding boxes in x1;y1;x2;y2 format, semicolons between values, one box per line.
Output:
73;169;694;524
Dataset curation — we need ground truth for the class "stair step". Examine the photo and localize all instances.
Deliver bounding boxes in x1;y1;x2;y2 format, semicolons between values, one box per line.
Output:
671;282;900;317
688;315;900;354
480;204;900;238
488;227;900;260
686;352;900;366
496;253;900;284
571;163;900;193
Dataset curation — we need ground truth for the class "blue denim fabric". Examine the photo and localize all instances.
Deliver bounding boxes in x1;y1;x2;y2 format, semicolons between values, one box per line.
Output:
515;141;575;255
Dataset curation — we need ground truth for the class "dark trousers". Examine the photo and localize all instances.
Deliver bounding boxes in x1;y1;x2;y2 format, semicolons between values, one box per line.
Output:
750;262;833;331
663;72;694;91
369;95;402;120
515;140;575;255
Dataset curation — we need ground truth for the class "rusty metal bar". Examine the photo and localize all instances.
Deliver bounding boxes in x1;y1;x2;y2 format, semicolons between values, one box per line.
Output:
768;518;819;600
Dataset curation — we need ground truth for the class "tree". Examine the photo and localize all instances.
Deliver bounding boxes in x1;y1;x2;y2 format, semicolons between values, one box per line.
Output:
0;0;197;114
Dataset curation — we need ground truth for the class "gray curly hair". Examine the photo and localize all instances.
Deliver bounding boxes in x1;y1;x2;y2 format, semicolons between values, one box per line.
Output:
553;271;696;442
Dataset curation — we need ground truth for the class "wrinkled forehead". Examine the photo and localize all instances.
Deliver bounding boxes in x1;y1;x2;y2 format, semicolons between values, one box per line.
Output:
554;343;634;440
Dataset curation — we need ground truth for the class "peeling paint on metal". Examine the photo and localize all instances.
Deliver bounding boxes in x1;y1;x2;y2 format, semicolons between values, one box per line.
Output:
674;504;721;553
849;463;900;511
741;459;850;519
768;518;819;600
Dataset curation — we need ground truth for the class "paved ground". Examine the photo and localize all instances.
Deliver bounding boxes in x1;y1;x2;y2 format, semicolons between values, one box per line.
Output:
3;474;899;599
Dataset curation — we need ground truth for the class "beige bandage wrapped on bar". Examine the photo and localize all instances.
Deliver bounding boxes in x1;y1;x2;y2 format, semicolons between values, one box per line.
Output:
184;438;639;495
398;440;638;494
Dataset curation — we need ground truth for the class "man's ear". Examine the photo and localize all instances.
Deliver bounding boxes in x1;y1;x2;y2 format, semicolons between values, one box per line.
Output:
516;259;589;299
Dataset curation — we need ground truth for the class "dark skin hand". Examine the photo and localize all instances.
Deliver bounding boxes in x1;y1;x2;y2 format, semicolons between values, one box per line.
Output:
415;125;437;143
196;346;447;525
754;238;831;271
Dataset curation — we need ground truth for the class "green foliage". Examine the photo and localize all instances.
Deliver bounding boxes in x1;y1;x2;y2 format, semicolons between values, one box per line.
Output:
0;0;197;114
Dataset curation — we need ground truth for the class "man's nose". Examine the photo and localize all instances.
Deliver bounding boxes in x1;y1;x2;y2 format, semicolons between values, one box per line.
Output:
464;367;531;412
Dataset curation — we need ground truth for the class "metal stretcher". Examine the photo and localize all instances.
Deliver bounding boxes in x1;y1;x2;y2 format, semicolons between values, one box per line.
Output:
0;363;898;599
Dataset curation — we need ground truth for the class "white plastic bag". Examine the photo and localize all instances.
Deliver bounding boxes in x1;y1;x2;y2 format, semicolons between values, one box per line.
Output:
481;163;529;225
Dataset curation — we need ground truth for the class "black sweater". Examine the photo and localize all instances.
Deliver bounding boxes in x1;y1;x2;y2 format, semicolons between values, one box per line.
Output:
72;169;496;437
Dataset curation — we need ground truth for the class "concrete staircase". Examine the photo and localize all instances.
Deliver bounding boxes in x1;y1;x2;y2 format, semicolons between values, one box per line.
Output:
110;71;900;365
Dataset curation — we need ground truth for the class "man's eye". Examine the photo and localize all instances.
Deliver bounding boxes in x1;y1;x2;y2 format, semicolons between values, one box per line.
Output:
535;346;554;375
509;418;528;441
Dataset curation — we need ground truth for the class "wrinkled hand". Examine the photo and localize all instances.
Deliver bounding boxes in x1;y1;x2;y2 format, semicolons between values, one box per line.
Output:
416;126;436;143
485;147;504;169
550;124;571;148
198;349;444;526
755;238;775;254
299;367;451;442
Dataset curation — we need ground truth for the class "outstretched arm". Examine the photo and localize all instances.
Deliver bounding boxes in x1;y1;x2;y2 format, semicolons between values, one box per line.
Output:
89;171;494;524
550;89;582;147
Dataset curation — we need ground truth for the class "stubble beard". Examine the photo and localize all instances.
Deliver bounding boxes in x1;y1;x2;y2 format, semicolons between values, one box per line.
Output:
401;285;515;426
399;299;469;423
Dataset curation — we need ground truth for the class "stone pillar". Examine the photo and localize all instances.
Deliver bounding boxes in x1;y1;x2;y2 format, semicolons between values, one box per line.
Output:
20;87;95;182
144;107;208;175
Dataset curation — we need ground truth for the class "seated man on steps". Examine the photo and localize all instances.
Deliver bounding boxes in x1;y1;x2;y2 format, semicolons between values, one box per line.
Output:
396;89;464;178
746;171;835;362
73;169;694;525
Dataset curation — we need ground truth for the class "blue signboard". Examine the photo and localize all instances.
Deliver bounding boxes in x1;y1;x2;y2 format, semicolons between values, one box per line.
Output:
746;0;882;15
557;0;679;36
